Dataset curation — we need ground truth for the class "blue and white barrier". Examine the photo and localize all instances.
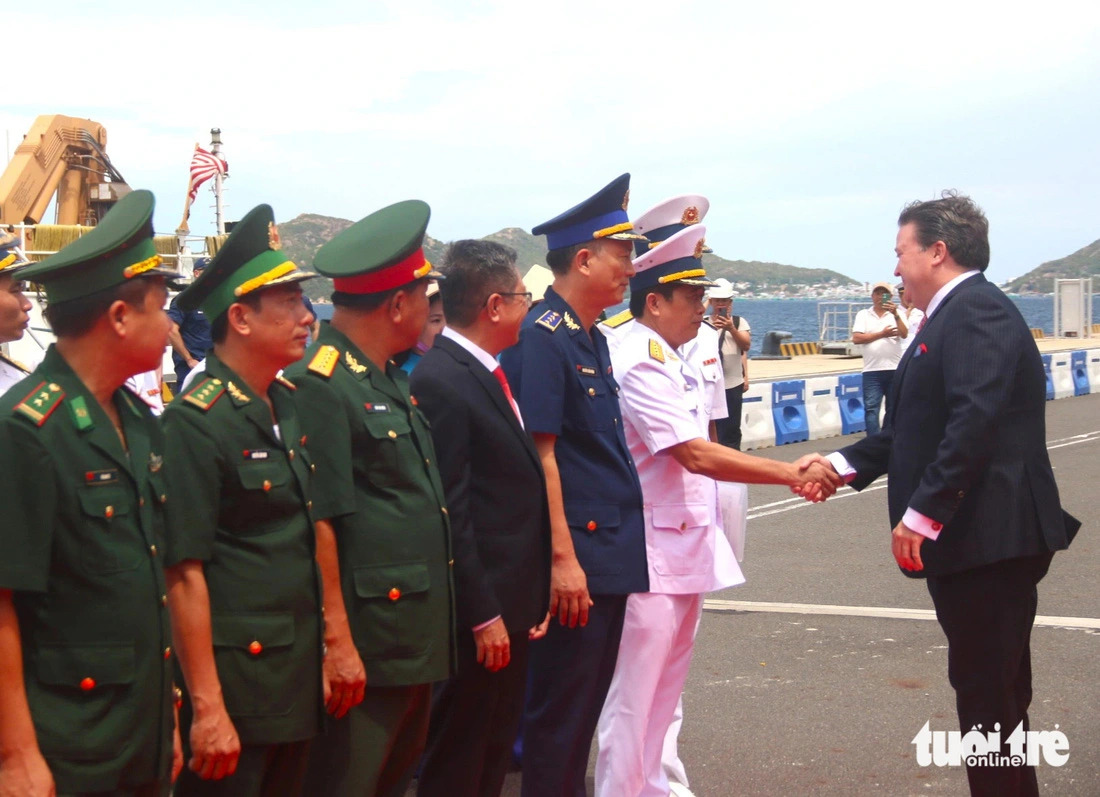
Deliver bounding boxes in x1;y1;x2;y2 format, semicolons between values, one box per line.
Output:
739;346;1096;451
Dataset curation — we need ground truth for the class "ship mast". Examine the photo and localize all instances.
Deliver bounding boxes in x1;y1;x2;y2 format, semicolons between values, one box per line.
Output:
210;128;226;235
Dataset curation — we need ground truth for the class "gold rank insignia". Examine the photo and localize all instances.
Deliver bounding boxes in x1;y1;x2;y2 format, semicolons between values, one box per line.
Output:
226;381;251;403
307;345;340;378
182;377;226;411
563;312;581;331
602;309;633;329
275;374;296;390
268;221;282;250
648;339;666;363
622;189;630;211
14;381;65;426
345;351;368;374
693;238;706;259
535;310;562;332
681;206;701;225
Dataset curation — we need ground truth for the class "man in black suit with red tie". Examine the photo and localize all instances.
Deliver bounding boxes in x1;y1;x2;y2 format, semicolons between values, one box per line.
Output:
823;193;1080;797
411;240;551;797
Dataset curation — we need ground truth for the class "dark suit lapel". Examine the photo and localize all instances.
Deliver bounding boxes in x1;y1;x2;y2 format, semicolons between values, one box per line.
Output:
436;336;541;470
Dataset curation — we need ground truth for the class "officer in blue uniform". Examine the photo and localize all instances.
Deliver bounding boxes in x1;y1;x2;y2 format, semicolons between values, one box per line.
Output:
499;173;649;796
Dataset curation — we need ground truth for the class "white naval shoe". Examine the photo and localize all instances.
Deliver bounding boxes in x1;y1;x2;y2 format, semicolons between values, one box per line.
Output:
668;781;697;797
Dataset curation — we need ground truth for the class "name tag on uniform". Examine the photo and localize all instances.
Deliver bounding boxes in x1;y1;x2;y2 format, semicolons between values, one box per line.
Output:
576;365;597;376
243;449;271;460
364;403;389;413
85;469;119;485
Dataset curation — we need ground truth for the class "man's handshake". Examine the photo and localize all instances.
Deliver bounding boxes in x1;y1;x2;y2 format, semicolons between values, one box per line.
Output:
790;454;844;503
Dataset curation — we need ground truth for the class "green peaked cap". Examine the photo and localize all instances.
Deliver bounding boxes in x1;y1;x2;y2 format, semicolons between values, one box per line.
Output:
21;189;178;303
313;199;443;294
178;204;315;320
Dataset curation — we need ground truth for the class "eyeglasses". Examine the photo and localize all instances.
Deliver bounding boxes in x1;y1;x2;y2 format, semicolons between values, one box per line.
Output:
497;291;533;307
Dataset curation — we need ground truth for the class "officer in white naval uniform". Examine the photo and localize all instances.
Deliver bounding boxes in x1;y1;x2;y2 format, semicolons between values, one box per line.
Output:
0;233;33;397
594;225;841;797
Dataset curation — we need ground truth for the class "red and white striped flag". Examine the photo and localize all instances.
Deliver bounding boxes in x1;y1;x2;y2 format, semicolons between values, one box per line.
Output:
188;146;228;200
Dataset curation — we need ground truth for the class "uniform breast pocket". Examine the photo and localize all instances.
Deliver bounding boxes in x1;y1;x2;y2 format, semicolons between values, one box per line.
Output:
211;613;297;718
360;413;413;488
351;562;432;660
76;486;142;575
573;373;611;431
650;502;710;575
30;643;136;761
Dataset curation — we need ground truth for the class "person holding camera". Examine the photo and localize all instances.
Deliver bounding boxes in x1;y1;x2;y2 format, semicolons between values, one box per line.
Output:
852;281;908;435
709;278;750;450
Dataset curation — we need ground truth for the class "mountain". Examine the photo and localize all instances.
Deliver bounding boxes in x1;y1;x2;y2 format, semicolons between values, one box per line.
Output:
276;213;858;300
1004;239;1100;293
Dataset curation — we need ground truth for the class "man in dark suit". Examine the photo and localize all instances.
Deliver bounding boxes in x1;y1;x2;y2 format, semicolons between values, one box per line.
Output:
823;192;1080;797
411;240;551;797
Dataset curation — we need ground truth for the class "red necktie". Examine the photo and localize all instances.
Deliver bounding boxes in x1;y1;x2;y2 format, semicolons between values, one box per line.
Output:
917;315;927;333
493;366;523;425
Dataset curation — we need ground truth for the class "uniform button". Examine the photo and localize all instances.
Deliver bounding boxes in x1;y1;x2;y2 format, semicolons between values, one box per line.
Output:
957;490;965;499
288;449;295;461
139;497;146;507
425;458;431;466
263;480;272;492
586;520;597;531
587;387;596;396
161;594;168;606
159;494;167;504
249;641;263;655
448;559;454;567
931;522;943;532
150;545;158;557
300;435;308;446
441;507;449;516
388;430;397;439
307;501;313;510
310;463;316;473
388;587;401;601
614;418;619;425
164;647;172;660
80;677;96;691
104;505;114;519
680;522;687;531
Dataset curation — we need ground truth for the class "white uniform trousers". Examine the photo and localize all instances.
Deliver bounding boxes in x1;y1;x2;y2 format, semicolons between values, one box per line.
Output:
595;591;704;797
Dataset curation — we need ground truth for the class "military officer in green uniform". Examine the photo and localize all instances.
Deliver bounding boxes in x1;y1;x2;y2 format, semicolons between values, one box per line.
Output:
161;204;324;796
287;199;456;797
0;190;181;796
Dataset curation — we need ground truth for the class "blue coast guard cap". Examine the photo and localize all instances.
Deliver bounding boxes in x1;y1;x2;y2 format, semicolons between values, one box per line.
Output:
531;173;648;251
0;232;32;277
632;195;713;257
630;225;716;293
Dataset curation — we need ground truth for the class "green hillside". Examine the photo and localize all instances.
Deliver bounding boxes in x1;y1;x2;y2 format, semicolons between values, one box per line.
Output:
276;213;857;301
1004;238;1100;293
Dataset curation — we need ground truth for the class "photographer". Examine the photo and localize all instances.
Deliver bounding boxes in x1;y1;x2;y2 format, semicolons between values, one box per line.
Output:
709;278;751;450
852;281;908;434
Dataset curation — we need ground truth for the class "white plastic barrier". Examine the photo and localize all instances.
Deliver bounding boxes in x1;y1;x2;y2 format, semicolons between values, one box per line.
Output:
1087;349;1100;392
740;382;775;451
1049;354;1075;400
804;376;842;440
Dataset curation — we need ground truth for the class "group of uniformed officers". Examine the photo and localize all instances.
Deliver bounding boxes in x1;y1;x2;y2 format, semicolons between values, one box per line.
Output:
0;176;836;797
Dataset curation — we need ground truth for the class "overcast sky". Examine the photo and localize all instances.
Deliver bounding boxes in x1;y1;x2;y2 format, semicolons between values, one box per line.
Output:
5;0;1099;284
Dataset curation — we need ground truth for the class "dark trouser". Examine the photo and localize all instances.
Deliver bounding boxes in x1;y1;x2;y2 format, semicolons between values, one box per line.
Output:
304;682;431;797
60;784;166;797
861;369;894;435
925;553;1054;797
520;594;628;797
716;385;745;450
174;740;311;797
418;632;531;797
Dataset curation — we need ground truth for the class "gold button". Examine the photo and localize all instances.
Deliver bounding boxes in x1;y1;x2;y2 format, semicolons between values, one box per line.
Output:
161;594;168;606
164;647;172;660
441;507;449;516
139;497;146;507
104;505;114;519
288;450;295;461
388;587;401;601
448;559;454;566
263;480;272;492
307;501;313;510
587;387;596;396
150;545;158;556
310;463;316;473
957;490;965;499
388;430;397;439
249;641;263;655
159;494;167;504
425;458;431;466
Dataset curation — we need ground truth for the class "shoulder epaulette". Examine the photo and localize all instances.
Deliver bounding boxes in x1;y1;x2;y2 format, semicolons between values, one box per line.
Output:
0;352;29;373
603;309;634;329
13;381;65;426
308;345;340;378
701;318;716;330
648;339;666;364
535;309;562;332
182;377;226;411
275;374;296;390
